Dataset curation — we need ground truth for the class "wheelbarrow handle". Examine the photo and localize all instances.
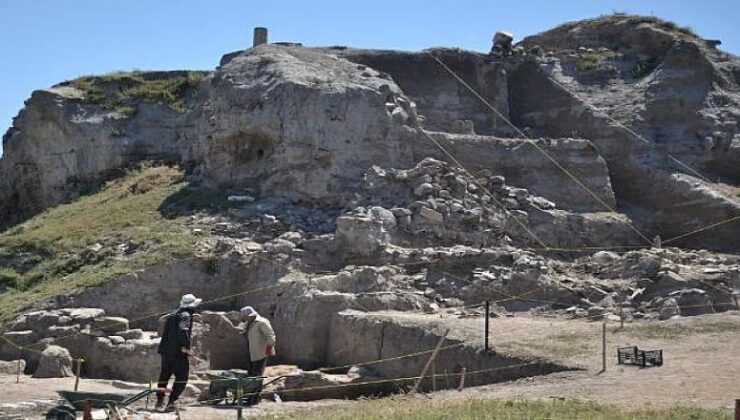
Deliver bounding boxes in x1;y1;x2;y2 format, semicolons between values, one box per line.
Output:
122;388;162;406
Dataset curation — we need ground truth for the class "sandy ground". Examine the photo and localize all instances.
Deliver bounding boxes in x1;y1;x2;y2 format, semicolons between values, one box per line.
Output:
1;311;738;418
377;310;740;411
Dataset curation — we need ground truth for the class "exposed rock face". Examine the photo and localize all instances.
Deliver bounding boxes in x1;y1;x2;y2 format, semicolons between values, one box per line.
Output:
334;48;511;135
0;14;738;403
198;46;417;207
33;345;73;378
0;73;203;224
514;16;740;249
3;18;737;249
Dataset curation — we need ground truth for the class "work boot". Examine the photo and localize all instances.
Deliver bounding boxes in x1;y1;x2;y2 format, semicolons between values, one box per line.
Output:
164;400;179;412
154;399;165;412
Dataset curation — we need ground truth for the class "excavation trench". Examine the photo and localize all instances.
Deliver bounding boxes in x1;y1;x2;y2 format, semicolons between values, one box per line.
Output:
198;310;574;401
0;257;575;401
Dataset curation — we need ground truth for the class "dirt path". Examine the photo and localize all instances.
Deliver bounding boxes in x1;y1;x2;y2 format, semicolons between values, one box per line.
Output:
0;375;349;419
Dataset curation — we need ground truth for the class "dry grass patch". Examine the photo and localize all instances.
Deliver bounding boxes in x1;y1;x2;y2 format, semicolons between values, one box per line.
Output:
263;397;729;419
0;165;206;320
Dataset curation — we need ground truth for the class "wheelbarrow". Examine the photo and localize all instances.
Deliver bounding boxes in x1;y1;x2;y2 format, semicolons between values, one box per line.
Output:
45;388;158;419
205;369;285;406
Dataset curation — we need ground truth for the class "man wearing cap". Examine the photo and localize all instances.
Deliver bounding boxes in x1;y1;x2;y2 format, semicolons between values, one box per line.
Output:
239;306;276;377
155;293;202;412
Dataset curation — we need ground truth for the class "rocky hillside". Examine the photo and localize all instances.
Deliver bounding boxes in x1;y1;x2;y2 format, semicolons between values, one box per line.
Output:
0;13;736;301
1;15;738;252
0;14;738;390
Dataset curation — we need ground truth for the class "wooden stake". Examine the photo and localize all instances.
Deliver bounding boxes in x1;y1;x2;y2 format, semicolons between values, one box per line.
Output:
734;399;739;420
619;305;624;330
237;376;244;420
74;358;83;391
444;369;449;389
600;322;607;374
411;329;449;394
457;367;466;391
15;359;21;384
484;301;490;352
432;361;437;392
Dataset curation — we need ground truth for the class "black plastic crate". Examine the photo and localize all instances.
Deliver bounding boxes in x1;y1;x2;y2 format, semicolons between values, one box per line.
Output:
617;346;663;368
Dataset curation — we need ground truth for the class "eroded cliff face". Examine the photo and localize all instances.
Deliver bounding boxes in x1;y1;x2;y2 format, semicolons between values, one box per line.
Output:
514;15;740;248
196;46;418;207
0;72;205;224
0;15;738;250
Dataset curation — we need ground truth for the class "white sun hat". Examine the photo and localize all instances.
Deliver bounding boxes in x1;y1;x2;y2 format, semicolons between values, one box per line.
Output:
180;293;203;308
240;306;257;316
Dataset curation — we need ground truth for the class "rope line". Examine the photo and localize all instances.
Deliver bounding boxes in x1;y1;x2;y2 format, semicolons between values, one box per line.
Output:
428;52;653;246
543;72;735;192
540;71;740;242
417;129;548;248
663;215;740;245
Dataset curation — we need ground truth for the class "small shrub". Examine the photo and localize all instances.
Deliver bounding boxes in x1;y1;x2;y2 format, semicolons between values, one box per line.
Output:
116;106;137;118
578;56;600;72
577;50;617;72
0;268;18;288
203;256;220;275
0;248;11;259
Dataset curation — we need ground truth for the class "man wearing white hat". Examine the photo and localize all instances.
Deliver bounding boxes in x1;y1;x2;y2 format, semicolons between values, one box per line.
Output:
239;306;276;377
155;293;202;411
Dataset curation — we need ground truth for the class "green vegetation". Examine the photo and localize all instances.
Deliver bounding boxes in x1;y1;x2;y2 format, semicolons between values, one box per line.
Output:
62;71;210;114
202;256;221;275
0;268;19;288
589;14;697;37
0;165;210;321
264;397;729;420
577;50;618;72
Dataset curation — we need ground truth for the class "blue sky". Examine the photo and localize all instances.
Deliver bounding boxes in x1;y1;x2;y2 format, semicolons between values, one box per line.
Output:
1;0;739;157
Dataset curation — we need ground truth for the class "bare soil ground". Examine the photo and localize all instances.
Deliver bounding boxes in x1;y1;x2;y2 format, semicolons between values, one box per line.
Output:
381;310;740;411
1;311;738;418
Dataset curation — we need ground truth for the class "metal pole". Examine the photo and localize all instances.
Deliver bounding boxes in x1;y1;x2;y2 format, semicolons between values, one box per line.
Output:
16;359;21;384
485;301;490;352
601;322;607;373
411;330;449;394
237;376;243;420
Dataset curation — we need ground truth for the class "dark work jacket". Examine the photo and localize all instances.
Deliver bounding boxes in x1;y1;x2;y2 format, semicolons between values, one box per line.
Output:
158;308;193;357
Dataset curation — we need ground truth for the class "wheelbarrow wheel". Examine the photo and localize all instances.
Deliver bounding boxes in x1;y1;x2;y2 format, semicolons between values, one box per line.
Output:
45;405;76;420
207;384;226;405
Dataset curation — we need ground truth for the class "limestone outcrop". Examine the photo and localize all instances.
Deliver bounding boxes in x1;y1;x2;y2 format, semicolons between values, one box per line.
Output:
33;345;73;378
2;16;737;249
0;14;738;404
